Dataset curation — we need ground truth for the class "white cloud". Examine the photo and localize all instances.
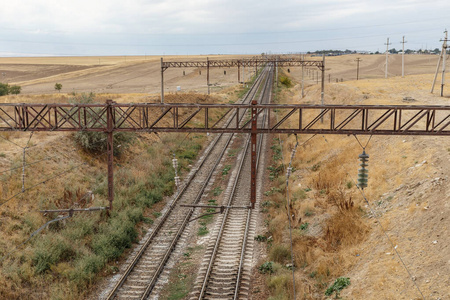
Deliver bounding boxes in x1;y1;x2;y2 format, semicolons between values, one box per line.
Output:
1;0;449;55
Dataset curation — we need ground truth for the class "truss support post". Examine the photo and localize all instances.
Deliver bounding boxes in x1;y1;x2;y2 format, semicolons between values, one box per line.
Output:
321;54;325;104
160;57;164;103
106;100;114;211
207;57;210;95
251;100;257;209
238;63;240;83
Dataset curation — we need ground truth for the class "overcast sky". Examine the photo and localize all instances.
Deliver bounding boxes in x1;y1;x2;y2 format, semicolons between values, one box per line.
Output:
1;0;449;56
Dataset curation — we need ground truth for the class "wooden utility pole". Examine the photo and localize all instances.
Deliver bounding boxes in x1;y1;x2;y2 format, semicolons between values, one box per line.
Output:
355;58;362;80
385;38;391;78
431;30;448;96
401;36;407;78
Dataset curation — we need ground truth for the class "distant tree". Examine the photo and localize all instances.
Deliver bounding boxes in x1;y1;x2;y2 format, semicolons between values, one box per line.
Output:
9;85;21;95
0;83;10;96
389;48;398;54
55;83;62;93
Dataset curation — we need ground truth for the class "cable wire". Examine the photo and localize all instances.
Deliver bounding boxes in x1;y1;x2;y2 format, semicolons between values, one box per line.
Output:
0;151;107;208
0;215;71;263
0;149;79;175
322;135;425;299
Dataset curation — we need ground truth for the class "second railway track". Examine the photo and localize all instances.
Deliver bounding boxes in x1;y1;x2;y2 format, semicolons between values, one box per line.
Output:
190;65;274;300
103;65;273;300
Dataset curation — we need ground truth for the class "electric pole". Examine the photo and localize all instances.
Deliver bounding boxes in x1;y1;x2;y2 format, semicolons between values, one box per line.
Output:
401;36;407;78
441;30;448;96
431;29;449;96
385;38;391;79
355;58;362;80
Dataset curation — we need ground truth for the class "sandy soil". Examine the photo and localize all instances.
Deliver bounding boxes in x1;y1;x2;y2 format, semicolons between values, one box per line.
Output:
0;54;256;95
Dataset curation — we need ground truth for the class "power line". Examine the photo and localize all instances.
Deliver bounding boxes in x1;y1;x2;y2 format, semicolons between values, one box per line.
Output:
0;151;107;208
0;148;78;175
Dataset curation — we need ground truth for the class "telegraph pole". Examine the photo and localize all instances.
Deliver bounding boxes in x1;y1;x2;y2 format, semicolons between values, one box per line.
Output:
385;38;391;78
401;36;407;77
431;29;449;96
441;30;448;96
355;57;362;80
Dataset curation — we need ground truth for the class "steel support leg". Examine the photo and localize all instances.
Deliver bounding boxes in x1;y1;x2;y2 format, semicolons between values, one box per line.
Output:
106;100;114;211
251;100;257;209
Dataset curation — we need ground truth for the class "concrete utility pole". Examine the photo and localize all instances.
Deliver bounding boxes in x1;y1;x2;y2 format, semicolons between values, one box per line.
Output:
441;30;448;96
355;58;362;80
385;38;391;78
431;29;449;96
401;36;407;77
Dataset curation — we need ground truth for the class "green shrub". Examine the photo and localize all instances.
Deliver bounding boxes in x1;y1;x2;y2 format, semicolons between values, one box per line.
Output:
0;83;21;96
33;236;76;274
0;83;9;96
71;93;135;156
258;261;274;274
300;222;309;231
255;235;267;242
325;277;351;298
69;254;105;286
280;76;292;88
92;215;138;260
9;85;21;95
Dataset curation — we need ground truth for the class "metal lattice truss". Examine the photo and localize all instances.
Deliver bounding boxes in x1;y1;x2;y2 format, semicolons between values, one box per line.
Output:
0;102;449;135
161;58;324;71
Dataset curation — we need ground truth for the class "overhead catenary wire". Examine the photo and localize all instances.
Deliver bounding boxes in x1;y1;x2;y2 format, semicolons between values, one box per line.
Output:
321;135;425;300
0;151;107;208
0;138;108;176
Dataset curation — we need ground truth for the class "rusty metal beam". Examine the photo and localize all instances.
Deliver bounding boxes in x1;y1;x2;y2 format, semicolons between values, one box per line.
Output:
250;101;257;209
0;102;449;135
161;58;323;70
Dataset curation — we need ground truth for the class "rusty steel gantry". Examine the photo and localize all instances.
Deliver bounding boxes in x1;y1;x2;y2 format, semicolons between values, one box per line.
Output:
1;101;449;210
160;57;325;101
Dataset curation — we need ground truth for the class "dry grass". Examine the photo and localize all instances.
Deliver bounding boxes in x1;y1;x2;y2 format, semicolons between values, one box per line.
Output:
0;90;218;299
262;63;450;299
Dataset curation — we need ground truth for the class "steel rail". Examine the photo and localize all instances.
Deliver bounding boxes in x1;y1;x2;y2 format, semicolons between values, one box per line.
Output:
138;68;270;300
196;67;273;299
105;67;269;300
233;66;273;299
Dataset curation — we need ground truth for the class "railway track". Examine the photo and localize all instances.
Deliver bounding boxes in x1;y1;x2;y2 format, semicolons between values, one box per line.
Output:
190;66;274;300
102;65;272;300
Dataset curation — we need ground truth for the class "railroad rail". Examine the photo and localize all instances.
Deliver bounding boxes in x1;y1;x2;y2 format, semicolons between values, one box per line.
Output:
190;64;273;300
102;66;272;299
